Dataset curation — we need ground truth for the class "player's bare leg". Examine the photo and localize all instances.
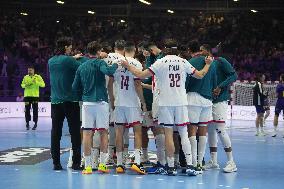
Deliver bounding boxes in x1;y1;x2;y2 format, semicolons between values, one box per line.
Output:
82;130;93;174
97;129;109;173
173;131;180;167
272;114;279;137
256;113;264;136
115;125;125;173
141;126;150;164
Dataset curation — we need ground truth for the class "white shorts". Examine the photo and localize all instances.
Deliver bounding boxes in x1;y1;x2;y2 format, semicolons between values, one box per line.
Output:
114;106;142;127
212;101;228;123
81;102;109;130
188;105;213;126
158;106;189;128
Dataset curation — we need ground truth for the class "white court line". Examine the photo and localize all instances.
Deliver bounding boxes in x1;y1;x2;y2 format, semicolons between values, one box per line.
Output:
197;183;203;185
0;132;27;134
219;185;223;186
225;186;231;188
157;178;164;181
15;169;19;171
72;172;78;174
113;175;119;177
136;177;142;179
55;171;61;173
177;180;184;183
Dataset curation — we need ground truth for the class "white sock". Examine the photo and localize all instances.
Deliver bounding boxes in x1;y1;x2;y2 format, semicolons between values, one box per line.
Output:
117;152;123;165
189;136;197;167
142;148;148;162
274;126;277;133
174;154;179;163
134;149;141;165
108;146;115;157
260;127;264;133
155;134;166;166
256;127;260;133
85;155;92;167
211;152;217;164
91;148;100;165
100;152;108;164
167;156;175;168
178;127;193;166
226;151;233;162
69;149;73;161
198;136;207;165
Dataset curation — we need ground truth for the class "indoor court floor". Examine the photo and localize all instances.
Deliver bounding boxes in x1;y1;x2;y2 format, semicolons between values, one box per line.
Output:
0;117;284;189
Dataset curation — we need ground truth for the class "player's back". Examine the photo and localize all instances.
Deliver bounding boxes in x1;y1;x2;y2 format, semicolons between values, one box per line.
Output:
277;83;284;100
113;57;142;107
149;55;195;107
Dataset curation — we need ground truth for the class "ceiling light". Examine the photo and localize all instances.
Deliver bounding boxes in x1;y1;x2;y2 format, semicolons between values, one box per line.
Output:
56;1;65;5
139;0;151;5
251;9;258;13
167;9;174;14
121;19;125;23
88;10;95;14
20;12;28;16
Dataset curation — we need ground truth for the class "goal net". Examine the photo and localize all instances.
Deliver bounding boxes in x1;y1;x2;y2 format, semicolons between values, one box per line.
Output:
232;81;278;106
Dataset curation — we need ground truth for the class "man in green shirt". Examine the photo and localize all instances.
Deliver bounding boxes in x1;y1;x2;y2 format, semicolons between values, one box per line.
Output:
21;66;45;130
72;41;118;175
48;37;82;171
200;44;238;173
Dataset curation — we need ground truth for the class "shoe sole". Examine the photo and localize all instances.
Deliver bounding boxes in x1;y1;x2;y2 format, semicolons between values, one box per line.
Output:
130;166;146;175
82;172;92;174
98;170;110;173
223;168;237;173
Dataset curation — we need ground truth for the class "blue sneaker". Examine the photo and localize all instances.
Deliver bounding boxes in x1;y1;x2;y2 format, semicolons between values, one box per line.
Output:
146;163;167;175
186;165;198;176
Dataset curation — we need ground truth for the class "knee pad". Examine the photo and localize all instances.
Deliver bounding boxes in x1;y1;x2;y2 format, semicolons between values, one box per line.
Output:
215;123;231;148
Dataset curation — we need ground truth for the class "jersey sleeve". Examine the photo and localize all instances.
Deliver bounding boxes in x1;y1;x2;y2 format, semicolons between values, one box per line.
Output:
148;59;162;76
184;60;196;76
99;60;118;76
134;61;143;80
218;58;237;88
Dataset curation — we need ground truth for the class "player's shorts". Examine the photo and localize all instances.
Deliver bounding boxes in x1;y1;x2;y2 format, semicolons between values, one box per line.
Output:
212;101;228;123
255;105;265;114
275;100;284;116
158;106;189;128
114;106;142;127
81;101;109;131
188;105;212;126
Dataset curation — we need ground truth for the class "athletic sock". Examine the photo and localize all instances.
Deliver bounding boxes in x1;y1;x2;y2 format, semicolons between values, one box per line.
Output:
174;154;179;164
198;136;207;165
134;149;141;165
189;136;197;167
117;152;123;165
100;152;108;164
156;134;166;166
226;151;233;162
211;152;217;164
167;156;175;168
85;155;92;167
142;148;148;162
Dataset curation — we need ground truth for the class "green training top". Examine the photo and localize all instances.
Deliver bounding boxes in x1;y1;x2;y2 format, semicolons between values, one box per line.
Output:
213;57;237;103
186;55;217;100
48;55;81;104
72;58;118;102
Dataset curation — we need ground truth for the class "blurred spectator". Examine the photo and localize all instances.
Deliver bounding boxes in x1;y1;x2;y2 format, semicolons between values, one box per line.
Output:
1;54;8;77
16;92;24;102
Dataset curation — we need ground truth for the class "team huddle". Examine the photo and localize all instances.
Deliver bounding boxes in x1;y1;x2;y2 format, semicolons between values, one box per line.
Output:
48;37;238;176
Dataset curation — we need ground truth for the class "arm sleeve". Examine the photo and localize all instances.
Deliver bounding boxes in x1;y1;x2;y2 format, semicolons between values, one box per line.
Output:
72;68;82;92
148;60;162;76
218;58;237;88
21;76;27;88
36;75;45;88
99;60;118;76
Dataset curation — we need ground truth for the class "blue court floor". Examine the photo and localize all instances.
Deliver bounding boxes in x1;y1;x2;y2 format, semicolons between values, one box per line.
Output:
0;117;284;189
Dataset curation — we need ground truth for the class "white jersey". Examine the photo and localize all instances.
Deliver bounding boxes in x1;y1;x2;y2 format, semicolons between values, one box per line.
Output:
113;57;143;107
149;55;196;106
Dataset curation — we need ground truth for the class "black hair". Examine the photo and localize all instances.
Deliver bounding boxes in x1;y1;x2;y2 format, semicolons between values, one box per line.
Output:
187;40;200;53
143;41;156;51
101;42;112;54
162;38;179;56
55;37;72;55
114;40;126;51
87;41;102;55
200;44;212;53
280;74;284;81
124;41;136;53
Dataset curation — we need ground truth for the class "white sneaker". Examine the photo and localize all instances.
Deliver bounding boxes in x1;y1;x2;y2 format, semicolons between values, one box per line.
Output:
92;159;98;170
255;132;260;136
261;131;267;136
204;160;220;170
223;161;237;173
272;132;277;137
67;149;73;168
107;156;115;165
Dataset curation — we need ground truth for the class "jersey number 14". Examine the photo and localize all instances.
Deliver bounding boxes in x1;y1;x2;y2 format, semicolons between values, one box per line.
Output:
121;75;129;90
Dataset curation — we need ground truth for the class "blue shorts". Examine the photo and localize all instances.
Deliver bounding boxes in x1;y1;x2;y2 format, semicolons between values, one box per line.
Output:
275;100;284;116
255;106;265;114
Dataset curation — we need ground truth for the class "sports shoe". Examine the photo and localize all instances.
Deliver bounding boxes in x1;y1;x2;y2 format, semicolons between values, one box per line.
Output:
130;163;146;175
98;163;110;173
116;165;126;174
204;160;220;170
26;124;30;130
141;160;152;166
272;132;277;137
260;131;267;136
82;166;92;174
167;167;177;176
223;161;237;173
107;156;115;165
146;163;167;175
186;165;198;176
195;164;203;174
72;164;83;171
92;156;99;170
32;124;37;130
255;132;260;136
53;164;63;170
